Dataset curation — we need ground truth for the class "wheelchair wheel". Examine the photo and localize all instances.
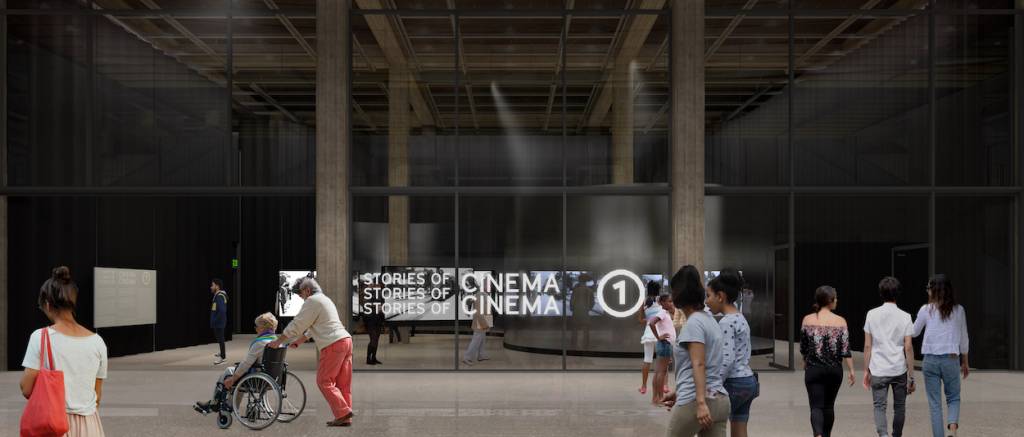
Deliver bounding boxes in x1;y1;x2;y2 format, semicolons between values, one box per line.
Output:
277;371;306;423
231;373;282;430
217;411;232;429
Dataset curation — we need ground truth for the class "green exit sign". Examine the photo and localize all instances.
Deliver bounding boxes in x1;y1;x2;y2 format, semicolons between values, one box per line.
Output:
231;258;239;269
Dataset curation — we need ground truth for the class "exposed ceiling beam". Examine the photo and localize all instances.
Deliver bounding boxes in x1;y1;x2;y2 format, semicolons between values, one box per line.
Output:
355;0;436;126
250;83;301;124
465;84;480;131
841;0;929;52
542;0;573;131
584;0;666;128
795;0;883;66
263;0;317;59
705;0;759;61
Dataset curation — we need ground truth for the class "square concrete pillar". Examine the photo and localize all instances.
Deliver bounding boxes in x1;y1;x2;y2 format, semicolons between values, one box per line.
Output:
670;0;705;273
315;0;351;317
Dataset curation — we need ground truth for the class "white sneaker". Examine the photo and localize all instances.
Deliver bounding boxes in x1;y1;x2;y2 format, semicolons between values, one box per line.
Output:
461;359;474;366
213;358;226;365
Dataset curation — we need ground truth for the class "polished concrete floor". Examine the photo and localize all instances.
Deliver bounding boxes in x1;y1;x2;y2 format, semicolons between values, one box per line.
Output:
2;336;1021;436
100;333;785;371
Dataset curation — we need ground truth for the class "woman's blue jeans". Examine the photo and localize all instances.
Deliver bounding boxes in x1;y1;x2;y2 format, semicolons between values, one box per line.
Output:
923;354;961;437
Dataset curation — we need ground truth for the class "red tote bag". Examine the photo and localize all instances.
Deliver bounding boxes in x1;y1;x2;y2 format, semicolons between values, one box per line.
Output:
20;328;70;437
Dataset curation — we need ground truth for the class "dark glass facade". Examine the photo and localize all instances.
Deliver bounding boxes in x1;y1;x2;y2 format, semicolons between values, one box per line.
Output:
3;1;1022;371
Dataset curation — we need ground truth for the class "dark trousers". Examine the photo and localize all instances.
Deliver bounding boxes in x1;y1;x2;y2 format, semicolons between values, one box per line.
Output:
365;316;383;360
213;327;225;359
805;365;843;437
871;373;908;437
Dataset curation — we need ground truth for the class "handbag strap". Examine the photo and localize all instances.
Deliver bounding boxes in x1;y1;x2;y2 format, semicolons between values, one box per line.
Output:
39;328;56;371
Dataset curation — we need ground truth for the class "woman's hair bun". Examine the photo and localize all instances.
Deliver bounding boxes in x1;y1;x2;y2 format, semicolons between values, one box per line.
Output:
52;266;72;282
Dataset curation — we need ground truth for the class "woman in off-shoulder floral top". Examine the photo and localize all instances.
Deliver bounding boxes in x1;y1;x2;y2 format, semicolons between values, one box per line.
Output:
800;286;855;437
800;324;851;368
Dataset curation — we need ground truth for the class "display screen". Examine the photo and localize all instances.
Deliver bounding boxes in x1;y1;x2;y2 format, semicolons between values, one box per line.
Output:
353;266;462;322
277;270;315;317
94;267;157;328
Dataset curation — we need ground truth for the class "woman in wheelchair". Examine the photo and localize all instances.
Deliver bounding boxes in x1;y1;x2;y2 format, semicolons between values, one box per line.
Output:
194;312;278;415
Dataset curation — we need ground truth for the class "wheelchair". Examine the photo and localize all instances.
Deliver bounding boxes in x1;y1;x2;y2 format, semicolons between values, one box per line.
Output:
214;346;307;430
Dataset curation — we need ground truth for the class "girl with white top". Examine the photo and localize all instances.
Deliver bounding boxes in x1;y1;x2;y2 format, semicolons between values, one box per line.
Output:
638;280;663;395
705;269;757;437
20;266;109;437
913;274;969;437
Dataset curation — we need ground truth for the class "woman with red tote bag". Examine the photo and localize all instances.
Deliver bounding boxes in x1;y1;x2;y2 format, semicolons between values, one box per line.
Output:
20;267;109;437
21;328;69;436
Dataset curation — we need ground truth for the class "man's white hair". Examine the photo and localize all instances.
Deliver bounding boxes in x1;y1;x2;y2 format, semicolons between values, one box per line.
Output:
299;277;321;294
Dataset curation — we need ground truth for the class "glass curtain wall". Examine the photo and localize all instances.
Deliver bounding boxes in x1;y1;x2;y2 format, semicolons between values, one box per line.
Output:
703;0;1020;370
349;4;671;370
6;1;1022;371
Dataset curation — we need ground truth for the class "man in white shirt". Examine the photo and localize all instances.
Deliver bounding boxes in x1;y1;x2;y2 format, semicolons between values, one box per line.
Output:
863;276;915;437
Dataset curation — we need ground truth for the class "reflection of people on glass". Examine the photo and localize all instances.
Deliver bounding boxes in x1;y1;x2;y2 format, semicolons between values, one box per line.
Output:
461;276;492;366
738;283;754;318
638;280;663;396
277;273;290;315
570;274;595;350
359;281;385;366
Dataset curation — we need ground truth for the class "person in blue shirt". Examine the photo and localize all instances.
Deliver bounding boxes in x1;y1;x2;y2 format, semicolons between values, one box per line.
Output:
210;278;228;365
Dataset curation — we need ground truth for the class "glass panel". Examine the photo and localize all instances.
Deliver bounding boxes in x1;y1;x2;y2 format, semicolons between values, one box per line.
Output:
456;14;564;186
705;196;789;370
795;196;929;365
935;196;1014;369
459;196;564;370
935;13;1014;186
793;12;930;186
706;14;790;186
351;13;457;186
7;14;90;186
232;12;315;186
565;195;669;369
352;196;457;369
566;13;669;186
93;13;231;186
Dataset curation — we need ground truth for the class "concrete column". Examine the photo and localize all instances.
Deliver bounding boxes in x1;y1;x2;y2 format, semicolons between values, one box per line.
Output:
315;0;351;318
612;61;635;184
670;0;704;273
388;64;410;266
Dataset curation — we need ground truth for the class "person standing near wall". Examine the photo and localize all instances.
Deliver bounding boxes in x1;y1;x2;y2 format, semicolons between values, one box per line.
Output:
462;276;492;366
20;267;109;437
360;281;385;366
210;278;228;365
269;277;354;427
862;277;915;437
800;286;855;437
913;274;969;437
570;274;595;350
